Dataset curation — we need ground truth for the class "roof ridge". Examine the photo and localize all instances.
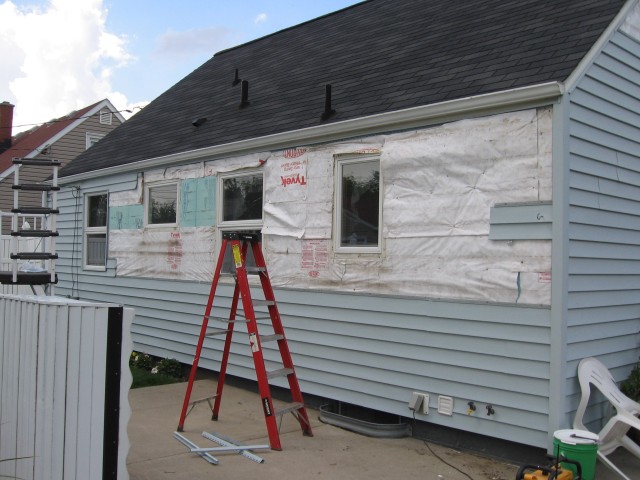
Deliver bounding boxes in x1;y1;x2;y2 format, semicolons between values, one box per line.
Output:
214;0;370;58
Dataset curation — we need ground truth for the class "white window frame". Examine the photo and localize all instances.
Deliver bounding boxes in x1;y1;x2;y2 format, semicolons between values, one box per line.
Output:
334;155;382;254
144;181;179;227
99;110;112;125
85;132;105;149
84;192;108;270
217;171;264;274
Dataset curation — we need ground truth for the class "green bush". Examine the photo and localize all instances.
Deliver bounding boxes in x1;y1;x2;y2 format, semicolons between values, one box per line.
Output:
621;360;640;401
130;351;154;370
155;358;183;379
129;351;185;388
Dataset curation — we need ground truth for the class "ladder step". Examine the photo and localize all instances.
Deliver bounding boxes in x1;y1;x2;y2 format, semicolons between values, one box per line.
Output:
245;266;266;274
12;184;60;192
251;299;275;307
11;230;59;238
12;158;61;166
267;368;294;379
0;271;57;285
11;207;59;215
275;402;304;417
10;252;58;260
205;328;230;337
204;315;249;323
260;334;284;343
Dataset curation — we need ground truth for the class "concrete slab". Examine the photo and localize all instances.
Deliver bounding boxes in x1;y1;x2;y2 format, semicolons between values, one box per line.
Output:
126;379;640;480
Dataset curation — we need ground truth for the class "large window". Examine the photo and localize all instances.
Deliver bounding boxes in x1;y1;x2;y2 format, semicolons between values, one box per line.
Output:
84;193;108;269
218;172;263;273
336;157;381;252
146;182;178;226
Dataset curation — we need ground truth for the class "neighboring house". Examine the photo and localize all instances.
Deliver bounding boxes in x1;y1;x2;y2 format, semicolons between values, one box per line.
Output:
53;0;639;453
0;99;125;231
0;99;124;293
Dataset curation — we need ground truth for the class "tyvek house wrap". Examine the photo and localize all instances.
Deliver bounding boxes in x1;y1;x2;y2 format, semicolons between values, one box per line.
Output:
108;107;552;305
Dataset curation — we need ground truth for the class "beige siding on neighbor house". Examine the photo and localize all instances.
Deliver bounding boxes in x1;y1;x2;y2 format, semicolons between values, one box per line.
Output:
0;109;122;231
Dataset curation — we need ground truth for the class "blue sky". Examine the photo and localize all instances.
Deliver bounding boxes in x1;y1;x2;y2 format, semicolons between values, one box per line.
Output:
0;0;362;131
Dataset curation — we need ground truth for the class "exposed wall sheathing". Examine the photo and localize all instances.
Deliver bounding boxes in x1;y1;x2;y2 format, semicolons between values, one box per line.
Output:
108;108;553;305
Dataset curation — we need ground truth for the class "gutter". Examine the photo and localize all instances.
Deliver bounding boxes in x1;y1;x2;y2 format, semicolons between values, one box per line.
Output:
58;81;563;185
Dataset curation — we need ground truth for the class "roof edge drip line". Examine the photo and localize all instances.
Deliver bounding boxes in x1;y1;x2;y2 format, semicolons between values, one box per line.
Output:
59;81;563;185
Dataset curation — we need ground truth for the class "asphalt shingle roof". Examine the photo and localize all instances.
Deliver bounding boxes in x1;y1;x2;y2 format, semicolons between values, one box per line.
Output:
60;0;626;178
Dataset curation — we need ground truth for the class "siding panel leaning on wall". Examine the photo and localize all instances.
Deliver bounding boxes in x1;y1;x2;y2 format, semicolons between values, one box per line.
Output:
565;25;640;430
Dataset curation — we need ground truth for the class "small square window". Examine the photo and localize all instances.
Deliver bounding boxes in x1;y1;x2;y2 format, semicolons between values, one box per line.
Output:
222;174;263;221
218;172;264;274
86;132;105;149
146;183;178;225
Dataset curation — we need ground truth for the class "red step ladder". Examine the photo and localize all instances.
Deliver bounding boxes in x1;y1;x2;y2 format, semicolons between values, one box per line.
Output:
177;232;313;450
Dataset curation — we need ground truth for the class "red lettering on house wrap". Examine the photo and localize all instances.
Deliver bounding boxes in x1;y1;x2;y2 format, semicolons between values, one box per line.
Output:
280;174;307;187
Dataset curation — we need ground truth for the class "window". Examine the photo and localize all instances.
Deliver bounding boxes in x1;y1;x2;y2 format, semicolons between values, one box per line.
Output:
335;156;381;252
84;193;108;269
218;172;263;273
86;132;105;149
99;110;112;125
146;183;178;226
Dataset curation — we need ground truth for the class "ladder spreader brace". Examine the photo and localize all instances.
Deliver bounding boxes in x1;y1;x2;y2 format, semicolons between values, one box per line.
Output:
177;232;313;451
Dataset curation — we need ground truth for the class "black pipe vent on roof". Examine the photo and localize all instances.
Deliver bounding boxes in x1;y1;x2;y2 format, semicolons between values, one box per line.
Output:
321;84;336;121
232;68;241;86
240;80;250;108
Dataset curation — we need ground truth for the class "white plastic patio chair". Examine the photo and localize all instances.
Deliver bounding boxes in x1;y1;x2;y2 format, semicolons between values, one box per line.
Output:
573;356;640;480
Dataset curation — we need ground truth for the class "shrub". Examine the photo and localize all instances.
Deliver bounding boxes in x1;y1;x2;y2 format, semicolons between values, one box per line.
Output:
130;351;154;371
621;360;640;402
155;358;183;379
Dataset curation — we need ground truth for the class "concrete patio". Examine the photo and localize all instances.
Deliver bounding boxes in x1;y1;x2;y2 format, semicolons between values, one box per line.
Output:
126;378;638;480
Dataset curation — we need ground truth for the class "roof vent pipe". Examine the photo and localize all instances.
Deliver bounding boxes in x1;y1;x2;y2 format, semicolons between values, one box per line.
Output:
321;84;336;120
240;80;250;108
232;68;241;86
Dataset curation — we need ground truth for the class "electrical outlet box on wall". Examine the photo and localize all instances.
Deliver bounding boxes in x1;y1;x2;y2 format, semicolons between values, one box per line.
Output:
408;392;429;414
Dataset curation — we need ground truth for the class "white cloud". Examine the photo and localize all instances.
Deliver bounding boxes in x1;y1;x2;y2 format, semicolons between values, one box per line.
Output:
0;0;134;132
155;26;234;60
254;13;267;24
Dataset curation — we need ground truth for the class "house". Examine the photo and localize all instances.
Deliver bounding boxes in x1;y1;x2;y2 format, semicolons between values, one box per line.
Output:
51;0;639;453
0;99;125;230
0;99;125;293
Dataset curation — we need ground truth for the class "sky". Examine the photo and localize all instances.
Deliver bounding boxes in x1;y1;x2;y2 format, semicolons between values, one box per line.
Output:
0;0;362;133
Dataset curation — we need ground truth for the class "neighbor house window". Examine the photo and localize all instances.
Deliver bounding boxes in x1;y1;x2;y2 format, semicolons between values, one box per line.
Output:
86;132;105;149
335;156;381;252
146;182;178;226
217;172;263;273
84;193;108;269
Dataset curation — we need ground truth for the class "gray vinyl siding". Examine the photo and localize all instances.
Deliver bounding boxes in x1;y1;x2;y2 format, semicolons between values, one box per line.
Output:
56;173;553;448
565;30;640;429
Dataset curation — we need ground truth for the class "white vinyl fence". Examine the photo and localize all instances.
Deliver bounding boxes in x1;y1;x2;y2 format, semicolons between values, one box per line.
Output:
0;294;133;480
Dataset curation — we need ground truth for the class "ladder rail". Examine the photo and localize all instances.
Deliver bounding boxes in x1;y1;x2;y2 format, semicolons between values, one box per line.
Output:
211;279;241;420
250;240;314;438
177;237;228;431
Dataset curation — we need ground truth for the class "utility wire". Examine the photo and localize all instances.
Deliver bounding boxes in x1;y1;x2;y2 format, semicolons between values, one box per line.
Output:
0;106;142;131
